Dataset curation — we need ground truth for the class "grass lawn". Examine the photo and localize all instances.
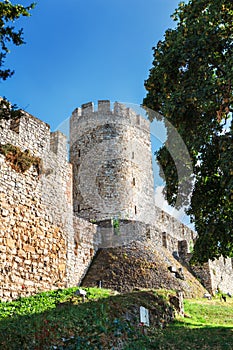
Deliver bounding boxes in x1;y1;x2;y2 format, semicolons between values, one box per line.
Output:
127;298;233;349
0;287;232;349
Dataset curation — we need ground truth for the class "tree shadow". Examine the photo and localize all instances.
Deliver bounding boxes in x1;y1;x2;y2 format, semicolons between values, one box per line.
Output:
0;293;232;350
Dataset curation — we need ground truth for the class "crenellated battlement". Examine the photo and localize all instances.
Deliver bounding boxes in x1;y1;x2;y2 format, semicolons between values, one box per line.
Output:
71;100;150;133
70;100;154;223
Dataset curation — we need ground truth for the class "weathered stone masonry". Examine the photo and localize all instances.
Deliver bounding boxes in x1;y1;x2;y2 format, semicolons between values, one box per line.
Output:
70;100;155;224
0;101;232;301
0;112;99;301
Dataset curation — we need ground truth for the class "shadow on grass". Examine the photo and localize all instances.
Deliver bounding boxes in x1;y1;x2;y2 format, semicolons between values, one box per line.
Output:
124;320;233;350
0;292;232;350
0;291;168;350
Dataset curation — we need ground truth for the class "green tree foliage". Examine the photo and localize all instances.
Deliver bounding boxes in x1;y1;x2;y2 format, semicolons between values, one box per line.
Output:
143;0;233;263
0;0;35;118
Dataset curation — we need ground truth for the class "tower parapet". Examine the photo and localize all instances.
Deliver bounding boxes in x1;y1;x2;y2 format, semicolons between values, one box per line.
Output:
70;100;155;223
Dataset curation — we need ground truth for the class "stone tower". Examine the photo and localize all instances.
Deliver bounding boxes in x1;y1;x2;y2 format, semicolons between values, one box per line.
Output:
70;100;155;224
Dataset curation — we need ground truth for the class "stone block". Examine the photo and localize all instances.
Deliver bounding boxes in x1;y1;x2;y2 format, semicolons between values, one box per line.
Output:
1;208;9;217
17;250;26;258
24;280;34;287
14;256;22;263
24;260;32;265
23;244;35;253
6;238;15;249
59;263;66;272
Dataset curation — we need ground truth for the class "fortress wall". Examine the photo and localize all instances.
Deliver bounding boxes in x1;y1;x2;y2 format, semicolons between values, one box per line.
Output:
98;220;161;248
0;113;73;301
208;257;233;294
178;243;233;294
70;101;155;224
0;103;232;300
72;217;101;285
97;219;182;257
0;112;50;156
153;205;195;251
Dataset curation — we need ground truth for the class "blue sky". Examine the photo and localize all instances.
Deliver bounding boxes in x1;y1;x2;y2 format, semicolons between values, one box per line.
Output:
2;0;179;130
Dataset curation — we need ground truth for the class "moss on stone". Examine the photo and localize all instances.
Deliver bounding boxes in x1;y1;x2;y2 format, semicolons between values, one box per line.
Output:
0;143;41;174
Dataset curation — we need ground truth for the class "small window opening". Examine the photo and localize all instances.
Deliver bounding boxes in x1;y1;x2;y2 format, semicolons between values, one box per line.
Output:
78;149;81;157
133;178;136;186
162;232;167;248
132;151;134;159
146;228;151;239
134;205;137;215
78;204;81;213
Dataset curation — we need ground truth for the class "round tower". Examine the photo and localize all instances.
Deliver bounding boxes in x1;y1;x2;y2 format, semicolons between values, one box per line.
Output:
70;100;155;224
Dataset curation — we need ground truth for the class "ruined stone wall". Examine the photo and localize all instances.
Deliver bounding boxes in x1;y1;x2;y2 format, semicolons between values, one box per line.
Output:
189;260;213;293
208;257;233;294
70;100;155;224
153;206;195;253
0;113;74;301
178;243;233;294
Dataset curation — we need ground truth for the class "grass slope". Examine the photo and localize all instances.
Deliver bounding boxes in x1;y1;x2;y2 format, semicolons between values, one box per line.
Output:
0;287;232;349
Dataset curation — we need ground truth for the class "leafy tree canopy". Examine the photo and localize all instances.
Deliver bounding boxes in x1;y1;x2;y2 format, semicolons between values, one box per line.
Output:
0;0;35;118
143;0;233;263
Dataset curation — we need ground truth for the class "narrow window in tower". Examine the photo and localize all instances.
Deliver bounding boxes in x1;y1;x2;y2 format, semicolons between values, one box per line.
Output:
133;178;136;186
135;206;137;214
132;151;134;159
182;225;185;236
78;150;81;157
162;232;167;248
78;204;81;213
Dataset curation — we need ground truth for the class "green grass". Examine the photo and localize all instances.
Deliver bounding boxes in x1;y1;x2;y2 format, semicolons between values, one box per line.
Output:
126;297;233;350
0;288;232;349
180;299;233;328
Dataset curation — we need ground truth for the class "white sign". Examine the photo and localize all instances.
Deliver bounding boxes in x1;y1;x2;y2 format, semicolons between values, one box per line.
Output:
140;306;150;327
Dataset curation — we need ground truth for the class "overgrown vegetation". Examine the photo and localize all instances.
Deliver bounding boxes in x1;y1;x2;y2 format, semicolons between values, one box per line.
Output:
112;217;120;235
0;1;35;119
0;287;232;349
144;0;233;263
0;143;41;173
